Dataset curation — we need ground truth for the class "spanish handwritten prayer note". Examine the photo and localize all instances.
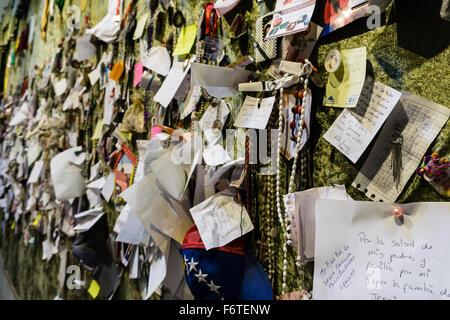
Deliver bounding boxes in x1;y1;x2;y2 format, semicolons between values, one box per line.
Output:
313;200;450;300
324;77;401;163
352;92;450;202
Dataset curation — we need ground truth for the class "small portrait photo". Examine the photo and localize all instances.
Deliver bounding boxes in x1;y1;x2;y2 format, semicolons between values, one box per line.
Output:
286;21;297;31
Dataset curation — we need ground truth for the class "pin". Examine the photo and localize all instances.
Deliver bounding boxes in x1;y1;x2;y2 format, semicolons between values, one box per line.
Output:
392;205;409;226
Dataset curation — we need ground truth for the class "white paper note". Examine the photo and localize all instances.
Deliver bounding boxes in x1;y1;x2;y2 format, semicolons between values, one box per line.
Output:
50;146;86;201
352;92;450;202
116;207;150;246
324;78;402;163
153;56;195;108
120;173;192;244
145;253;166;300
133;13;149;40
206;158;245;187
314;199;450;300
74;207;105;232
103;79;119;125
27;160;44;184
234;96;275;129
191;63;255;99
74;34;96;61
85;0;122;43
140;41;171;76
214;0;241;16
150;147;187;200
54;78;68;97
101;172;115;201
27;143;42;166
180;85;201;119
189;189;254;250
288;185;350;263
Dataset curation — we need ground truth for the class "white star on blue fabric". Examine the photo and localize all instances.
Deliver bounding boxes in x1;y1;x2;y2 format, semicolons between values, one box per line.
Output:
194;269;208;283
207;280;221;295
188;257;199;273
183;255;189;272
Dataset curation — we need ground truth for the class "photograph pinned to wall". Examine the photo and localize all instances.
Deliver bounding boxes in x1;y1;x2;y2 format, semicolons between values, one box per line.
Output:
114;152;134;196
202;37;225;63
281;22;323;61
265;0;316;40
322;0;369;36
322;0;392;36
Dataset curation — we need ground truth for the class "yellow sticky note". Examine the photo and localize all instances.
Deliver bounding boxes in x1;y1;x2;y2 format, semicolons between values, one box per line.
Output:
172;24;198;56
32;213;42;227
323;47;366;108
88;280;100;299
92;120;103;140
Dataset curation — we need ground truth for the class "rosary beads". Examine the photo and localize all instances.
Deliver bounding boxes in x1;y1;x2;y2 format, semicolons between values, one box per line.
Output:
275;60;311;294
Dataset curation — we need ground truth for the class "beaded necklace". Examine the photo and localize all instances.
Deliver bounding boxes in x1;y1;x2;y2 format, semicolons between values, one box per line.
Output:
275;60;312;294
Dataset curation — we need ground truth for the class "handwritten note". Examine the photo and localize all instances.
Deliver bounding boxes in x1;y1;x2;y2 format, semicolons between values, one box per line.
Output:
324;77;401;163
314;199;450;300
234;96;275;129
287;185;350;263
323;47;366;108
352;92;450;202
189;189;254;250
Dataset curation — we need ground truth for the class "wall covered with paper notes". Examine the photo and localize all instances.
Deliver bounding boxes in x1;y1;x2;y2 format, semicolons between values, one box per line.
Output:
0;0;448;301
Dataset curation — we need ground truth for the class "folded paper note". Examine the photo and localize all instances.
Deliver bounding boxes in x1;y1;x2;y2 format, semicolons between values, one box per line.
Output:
191;63;255;99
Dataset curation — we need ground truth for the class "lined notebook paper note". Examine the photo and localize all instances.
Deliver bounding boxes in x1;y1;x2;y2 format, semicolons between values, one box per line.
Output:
352;92;450;202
